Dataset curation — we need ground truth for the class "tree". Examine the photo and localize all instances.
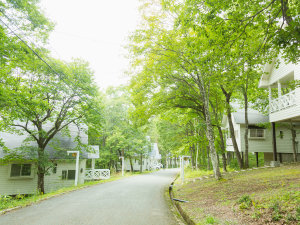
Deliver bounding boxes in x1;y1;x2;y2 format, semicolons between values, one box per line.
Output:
128;0;223;178
1;58;102;193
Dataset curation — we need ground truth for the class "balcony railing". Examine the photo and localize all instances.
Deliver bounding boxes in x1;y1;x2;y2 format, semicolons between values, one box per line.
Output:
85;169;110;180
270;90;296;113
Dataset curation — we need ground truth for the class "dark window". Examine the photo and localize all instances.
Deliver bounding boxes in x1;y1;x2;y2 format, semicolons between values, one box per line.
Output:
67;170;75;180
21;164;31;176
52;163;57;174
62;170;75;180
10;164;31;177
11;164;21;177
62;170;67;180
280;131;284;139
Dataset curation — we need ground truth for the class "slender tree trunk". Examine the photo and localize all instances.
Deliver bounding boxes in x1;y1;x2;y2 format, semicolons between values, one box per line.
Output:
140;153;143;173
243;89;249;168
129;156;133;172
37;147;45;194
217;126;227;172
290;121;298;162
207;146;211;170
221;86;244;169
196;142;199;169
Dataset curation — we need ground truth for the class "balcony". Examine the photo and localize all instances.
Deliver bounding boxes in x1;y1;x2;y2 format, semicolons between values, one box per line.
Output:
85;169;110;180
270;90;296;113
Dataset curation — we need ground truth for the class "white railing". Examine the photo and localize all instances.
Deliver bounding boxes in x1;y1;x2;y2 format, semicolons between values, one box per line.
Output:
270;90;296;113
85;169;110;180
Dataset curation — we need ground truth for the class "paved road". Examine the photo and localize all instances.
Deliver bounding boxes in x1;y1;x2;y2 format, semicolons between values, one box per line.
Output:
0;169;179;225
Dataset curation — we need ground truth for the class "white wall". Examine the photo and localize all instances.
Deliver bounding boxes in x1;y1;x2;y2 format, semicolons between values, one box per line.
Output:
268;56;296;84
239;124;300;154
0;159;86;195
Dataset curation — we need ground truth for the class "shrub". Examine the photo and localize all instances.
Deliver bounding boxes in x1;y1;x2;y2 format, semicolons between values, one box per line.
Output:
237;195;252;209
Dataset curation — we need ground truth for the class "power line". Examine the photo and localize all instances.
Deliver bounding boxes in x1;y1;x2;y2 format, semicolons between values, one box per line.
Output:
0;10;103;118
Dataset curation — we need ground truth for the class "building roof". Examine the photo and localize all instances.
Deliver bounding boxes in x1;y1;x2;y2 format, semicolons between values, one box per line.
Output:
232;112;269;124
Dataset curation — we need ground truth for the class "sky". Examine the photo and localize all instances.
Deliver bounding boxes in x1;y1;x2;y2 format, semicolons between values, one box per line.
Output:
40;0;141;91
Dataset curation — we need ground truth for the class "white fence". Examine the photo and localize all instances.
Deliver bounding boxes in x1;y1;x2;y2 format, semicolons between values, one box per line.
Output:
85;169;110;180
270;90;296;113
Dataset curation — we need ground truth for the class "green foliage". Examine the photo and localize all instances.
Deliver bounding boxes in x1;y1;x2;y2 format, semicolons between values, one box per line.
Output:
237;195;252;210
205;215;218;224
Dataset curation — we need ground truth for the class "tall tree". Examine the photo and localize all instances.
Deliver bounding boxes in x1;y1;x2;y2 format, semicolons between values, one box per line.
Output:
1;58;102;193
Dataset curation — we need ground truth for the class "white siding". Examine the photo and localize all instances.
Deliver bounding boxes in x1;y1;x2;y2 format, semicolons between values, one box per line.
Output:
0;160;86;195
269;56;297;84
0;163;37;195
240;124;300;154
44;160;86;193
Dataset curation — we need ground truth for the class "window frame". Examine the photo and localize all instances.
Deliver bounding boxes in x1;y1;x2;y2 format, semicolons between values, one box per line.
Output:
248;128;266;139
61;170;76;180
8;163;34;179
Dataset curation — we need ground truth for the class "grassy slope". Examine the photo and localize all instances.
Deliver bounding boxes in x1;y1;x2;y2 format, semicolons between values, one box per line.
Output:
174;164;300;225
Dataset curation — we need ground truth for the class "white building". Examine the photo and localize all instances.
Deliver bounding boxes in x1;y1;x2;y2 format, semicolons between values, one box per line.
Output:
0;123;101;195
258;55;300;162
123;142;162;172
223;110;300;165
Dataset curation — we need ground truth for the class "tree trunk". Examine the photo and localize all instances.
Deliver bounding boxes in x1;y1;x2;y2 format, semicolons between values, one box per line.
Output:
207;146;211;170
198;80;221;179
140;153;143;173
243;90;249;168
37;148;45;194
129;156;133;172
221;86;244;169
196;142;199;170
217;126;227;172
290;121;298;162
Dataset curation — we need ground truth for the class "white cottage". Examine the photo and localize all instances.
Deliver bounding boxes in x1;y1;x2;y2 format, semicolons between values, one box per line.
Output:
259;55;300;162
123;142;162;172
0;123;100;195
223;110;300;165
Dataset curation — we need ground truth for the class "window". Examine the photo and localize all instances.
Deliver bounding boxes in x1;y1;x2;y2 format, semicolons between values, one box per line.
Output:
10;164;32;177
249;129;265;139
280;131;284;139
52;163;57;174
61;170;75;180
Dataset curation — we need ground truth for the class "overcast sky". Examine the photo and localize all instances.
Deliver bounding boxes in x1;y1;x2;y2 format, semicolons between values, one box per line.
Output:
40;0;141;91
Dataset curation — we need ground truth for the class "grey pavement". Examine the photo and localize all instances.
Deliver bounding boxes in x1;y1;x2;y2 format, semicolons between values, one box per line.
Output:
0;169;180;225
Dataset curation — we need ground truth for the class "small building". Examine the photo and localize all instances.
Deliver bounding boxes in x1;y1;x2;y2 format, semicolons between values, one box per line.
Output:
123;142;162;172
223;110;300;165
0;123;100;195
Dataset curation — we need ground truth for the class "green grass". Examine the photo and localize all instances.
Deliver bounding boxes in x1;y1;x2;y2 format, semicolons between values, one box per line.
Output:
0;170;150;213
174;163;300;224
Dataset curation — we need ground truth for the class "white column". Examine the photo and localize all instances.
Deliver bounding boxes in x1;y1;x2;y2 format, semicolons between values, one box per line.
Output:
278;81;282;97
269;86;272;102
75;152;79;186
67;151;79;186
92;158;95;179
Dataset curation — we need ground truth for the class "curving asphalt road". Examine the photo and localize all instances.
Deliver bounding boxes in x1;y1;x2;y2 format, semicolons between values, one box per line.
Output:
0;169;180;225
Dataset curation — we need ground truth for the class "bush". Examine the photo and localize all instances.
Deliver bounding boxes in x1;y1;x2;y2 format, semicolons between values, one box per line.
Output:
237;195;252;209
